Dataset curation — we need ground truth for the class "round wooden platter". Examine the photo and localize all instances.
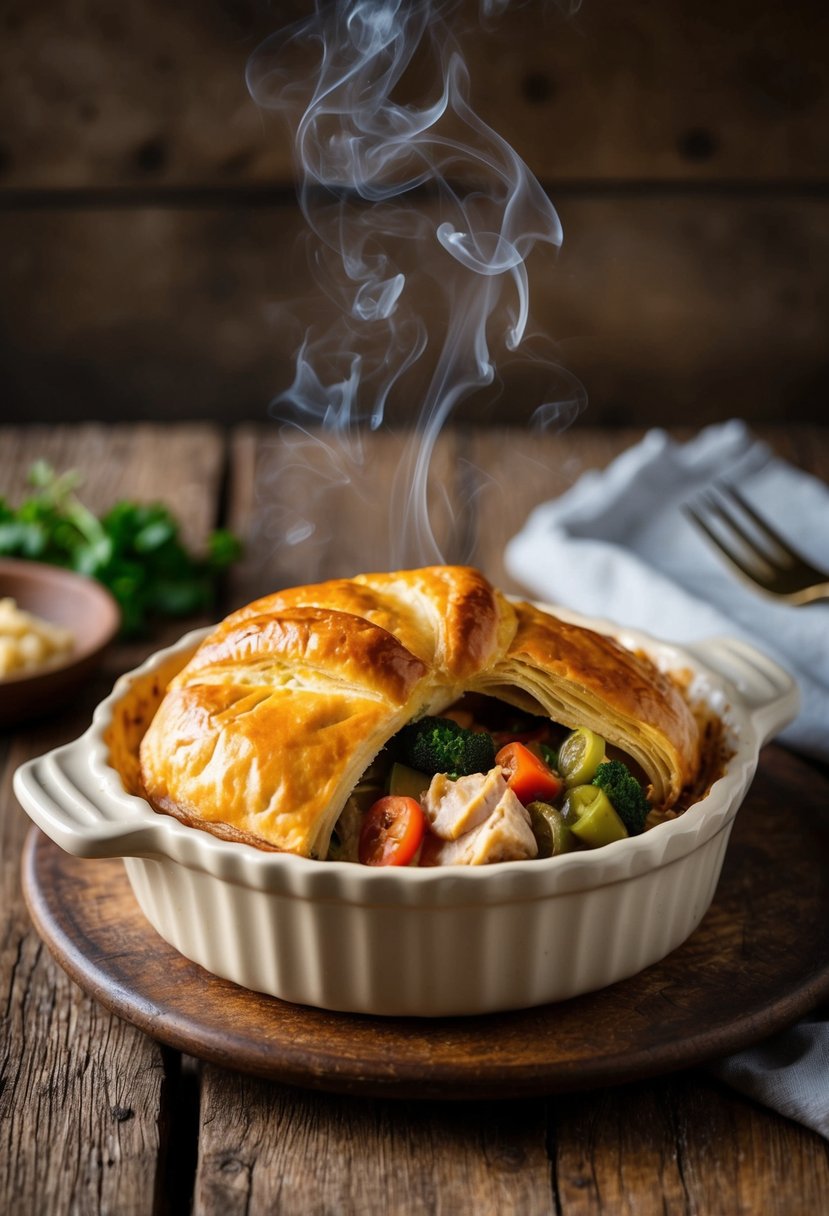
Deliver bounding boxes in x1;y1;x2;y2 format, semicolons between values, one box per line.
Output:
21;745;829;1101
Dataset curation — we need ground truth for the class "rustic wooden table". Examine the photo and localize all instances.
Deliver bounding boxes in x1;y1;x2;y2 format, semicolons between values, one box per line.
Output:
2;422;828;1215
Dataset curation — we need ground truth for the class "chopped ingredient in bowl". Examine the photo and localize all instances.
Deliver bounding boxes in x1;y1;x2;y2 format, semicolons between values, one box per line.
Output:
0;597;74;677
329;698;657;866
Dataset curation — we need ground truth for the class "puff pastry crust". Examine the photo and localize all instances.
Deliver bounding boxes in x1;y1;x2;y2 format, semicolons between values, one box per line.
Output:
139;566;700;856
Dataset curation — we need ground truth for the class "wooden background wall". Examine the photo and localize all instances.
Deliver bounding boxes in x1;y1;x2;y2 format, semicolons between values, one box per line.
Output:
1;0;827;427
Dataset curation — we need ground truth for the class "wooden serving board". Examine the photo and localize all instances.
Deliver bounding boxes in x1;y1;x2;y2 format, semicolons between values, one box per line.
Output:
20;745;829;1101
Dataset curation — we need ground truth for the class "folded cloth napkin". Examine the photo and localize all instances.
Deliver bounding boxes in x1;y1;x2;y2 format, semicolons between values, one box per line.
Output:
504;419;829;762
708;1014;829;1140
505;419;829;1138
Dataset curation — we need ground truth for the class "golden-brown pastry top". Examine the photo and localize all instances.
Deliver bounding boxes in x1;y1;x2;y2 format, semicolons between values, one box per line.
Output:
499;601;699;799
139;565;700;856
215;565;508;682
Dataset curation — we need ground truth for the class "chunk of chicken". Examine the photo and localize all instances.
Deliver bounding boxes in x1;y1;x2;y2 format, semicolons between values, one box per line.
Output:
422;768;538;866
422;767;506;839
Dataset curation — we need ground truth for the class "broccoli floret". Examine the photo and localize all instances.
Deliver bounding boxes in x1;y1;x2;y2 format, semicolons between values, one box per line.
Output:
591;760;650;835
395;716;496;778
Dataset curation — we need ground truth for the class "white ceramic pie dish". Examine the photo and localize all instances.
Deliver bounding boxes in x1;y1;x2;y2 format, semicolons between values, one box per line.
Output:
14;606;798;1017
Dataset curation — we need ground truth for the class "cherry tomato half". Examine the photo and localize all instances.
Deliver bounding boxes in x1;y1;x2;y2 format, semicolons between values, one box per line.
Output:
358;795;426;866
495;741;563;805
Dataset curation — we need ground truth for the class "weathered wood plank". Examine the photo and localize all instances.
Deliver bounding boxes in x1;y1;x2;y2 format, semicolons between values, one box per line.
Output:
550;1072;829;1216
0;423;224;546
0;735;169;1215
224;423;827;601
674;1072;829;1216
194;1068;555;1216
465;426;646;592
551;196;829;429
192;1048;829;1215
0;425;225;1215
1;1;827;189
549;1082;691;1215
2;197;826;428
476;0;829;185
226;425;465;600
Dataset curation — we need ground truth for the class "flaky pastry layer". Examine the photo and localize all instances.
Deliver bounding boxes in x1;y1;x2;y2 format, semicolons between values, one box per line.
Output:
139;566;700;856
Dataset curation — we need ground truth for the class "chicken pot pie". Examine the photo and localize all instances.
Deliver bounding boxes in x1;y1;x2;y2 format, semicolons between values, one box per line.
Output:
139;566;701;863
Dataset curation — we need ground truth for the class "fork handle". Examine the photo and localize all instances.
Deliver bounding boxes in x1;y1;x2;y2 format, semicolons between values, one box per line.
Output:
685;637;800;748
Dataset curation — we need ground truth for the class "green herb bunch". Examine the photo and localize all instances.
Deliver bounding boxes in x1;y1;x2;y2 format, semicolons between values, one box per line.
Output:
0;463;242;636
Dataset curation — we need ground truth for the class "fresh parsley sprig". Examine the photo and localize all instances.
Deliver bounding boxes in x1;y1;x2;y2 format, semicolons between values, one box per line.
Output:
0;463;242;636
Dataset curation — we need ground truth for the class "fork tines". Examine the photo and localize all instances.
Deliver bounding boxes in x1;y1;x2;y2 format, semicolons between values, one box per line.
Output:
683;482;829;604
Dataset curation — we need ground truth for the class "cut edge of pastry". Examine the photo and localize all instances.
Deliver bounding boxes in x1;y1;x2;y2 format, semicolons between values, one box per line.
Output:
136;567;702;857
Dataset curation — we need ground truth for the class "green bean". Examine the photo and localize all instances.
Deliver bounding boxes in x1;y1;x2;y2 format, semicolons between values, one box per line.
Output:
564;785;629;848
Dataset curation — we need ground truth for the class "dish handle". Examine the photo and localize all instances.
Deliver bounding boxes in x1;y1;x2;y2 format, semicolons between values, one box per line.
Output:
684;636;800;747
13;734;163;859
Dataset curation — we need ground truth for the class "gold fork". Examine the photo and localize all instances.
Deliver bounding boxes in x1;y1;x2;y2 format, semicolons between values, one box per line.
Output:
683;482;829;605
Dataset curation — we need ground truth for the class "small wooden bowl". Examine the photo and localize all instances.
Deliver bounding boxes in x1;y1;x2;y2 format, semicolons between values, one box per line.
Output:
0;559;120;728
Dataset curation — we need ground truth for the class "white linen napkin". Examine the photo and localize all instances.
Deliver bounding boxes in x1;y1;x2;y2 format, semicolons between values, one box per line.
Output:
504;419;829;762
505;419;829;1138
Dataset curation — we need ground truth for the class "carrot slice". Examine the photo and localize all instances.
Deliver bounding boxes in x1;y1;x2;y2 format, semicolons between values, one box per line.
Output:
495;741;563;805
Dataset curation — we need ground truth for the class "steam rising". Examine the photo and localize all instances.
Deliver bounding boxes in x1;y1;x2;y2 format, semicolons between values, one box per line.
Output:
248;0;583;569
